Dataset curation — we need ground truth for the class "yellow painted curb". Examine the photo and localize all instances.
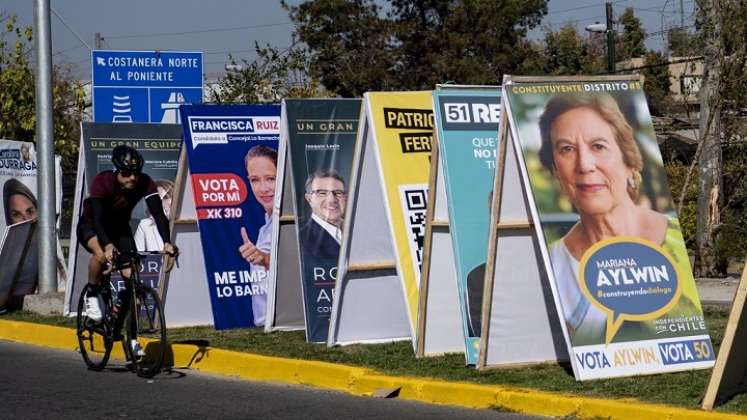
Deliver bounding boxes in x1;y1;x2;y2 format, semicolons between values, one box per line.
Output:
1;320;744;420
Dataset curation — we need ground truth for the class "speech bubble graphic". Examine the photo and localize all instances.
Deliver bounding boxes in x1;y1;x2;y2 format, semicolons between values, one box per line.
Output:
578;236;683;344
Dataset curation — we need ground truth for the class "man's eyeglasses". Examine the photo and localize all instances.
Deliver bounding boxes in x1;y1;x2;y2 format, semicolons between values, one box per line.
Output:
309;189;346;198
118;169;140;178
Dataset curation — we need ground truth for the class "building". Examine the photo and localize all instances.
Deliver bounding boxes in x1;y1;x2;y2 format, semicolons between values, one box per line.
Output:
617;56;703;104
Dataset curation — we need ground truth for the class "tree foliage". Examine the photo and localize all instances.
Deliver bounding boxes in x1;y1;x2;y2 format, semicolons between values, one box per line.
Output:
641;51;672;116
209;42;329;104
706;0;747;270
284;0;548;96
0;13;87;172
667;27;701;56
538;23;605;75
617;7;646;60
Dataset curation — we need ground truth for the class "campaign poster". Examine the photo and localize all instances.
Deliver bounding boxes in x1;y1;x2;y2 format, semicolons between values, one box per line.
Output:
433;88;501;364
368;91;433;334
503;79;714;379
180;104;280;330
81;123;182;222
0;140;39;235
66;124;182;314
0;220;37;308
0;139;64;307
285;98;361;343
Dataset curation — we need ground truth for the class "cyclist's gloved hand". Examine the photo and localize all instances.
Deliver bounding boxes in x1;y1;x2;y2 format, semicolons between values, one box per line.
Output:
102;244;117;275
163;242;178;272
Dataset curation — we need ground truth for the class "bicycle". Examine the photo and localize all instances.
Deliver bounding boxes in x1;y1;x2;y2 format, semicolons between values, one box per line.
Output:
76;249;177;378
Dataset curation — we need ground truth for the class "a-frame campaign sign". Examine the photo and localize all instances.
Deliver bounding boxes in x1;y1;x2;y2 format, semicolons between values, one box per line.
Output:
328;91;433;347
415;113;462;357
264;111;305;333
481;75;714;380
416;85;502;361
64;123;183;315
477;82;567;370
702;260;747;409
159;147;214;327
274;99;361;343
174;104;281;330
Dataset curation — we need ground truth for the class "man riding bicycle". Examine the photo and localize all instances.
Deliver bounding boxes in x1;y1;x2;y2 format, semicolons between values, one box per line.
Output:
77;145;177;356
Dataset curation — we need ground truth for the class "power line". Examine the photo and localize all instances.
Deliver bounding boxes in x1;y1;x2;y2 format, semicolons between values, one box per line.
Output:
203;48;256;56
645;24;695;38
105;22;293;40
550;0;627;15
50;8;92;51
53;44;86;57
543;15;607;27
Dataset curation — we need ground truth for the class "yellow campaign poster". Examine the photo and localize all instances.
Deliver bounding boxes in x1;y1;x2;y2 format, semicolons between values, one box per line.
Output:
367;91;434;333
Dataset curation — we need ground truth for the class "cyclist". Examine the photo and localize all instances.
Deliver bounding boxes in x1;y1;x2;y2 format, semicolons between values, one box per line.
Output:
76;145;177;355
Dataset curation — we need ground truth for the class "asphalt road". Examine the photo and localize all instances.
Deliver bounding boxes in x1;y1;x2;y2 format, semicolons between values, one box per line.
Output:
0;340;545;420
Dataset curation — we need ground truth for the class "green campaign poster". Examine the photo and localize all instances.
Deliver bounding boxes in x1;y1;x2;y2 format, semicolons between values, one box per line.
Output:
433;88;501;364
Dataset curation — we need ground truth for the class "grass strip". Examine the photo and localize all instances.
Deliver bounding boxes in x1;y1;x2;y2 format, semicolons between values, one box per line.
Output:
3;306;744;414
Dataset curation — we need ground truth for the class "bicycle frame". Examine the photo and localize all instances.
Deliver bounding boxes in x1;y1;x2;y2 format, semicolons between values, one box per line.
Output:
77;249;174;375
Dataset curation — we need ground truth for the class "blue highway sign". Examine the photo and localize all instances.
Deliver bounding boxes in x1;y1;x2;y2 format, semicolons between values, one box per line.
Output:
92;50;203;123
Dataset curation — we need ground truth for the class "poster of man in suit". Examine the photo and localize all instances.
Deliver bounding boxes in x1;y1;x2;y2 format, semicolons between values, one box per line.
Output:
299;169;346;260
285;99;360;343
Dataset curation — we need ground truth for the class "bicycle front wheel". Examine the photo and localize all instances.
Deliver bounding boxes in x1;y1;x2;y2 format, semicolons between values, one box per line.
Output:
125;286;167;378
76;284;113;370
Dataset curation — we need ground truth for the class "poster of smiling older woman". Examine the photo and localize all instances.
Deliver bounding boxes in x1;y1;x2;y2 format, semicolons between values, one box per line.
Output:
501;76;714;380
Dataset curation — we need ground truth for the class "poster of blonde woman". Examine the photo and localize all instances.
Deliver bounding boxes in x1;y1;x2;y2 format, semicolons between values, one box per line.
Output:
502;77;714;380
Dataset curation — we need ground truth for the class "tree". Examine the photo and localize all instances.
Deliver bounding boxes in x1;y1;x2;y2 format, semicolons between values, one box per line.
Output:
209;42;329;103
284;0;548;95
667;27;700;56
541;23;607;75
709;0;747;272
617;8;646;60
686;0;747;276
0;13;87;172
282;0;397;97
641;51;672;116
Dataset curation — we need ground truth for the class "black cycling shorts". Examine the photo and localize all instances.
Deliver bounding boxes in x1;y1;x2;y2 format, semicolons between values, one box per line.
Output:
76;216;136;255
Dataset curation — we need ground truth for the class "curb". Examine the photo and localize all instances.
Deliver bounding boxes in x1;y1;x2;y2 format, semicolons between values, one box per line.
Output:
1;320;743;420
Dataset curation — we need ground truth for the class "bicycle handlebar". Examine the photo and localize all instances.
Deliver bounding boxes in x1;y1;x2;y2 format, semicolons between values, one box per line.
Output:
115;250;178;257
109;247;180;271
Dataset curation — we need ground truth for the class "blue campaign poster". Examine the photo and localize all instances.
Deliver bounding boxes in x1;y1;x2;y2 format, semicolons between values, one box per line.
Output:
180;104;280;330
433;88;501;364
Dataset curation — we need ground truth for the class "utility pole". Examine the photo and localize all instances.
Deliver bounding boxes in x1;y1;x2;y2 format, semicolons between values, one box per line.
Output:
33;0;58;294
95;32;104;49
696;0;723;276
606;2;616;74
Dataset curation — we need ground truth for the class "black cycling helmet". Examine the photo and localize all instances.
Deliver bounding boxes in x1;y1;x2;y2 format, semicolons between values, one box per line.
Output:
111;145;144;173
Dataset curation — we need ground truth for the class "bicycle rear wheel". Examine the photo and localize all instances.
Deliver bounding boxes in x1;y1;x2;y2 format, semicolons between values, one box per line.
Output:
124;286;167;378
76;284;113;370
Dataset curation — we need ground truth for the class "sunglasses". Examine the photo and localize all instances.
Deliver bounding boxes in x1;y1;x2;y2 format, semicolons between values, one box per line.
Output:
118;169;141;178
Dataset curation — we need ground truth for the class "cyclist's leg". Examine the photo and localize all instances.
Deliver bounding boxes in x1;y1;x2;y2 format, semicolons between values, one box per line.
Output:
112;234;137;339
77;215;107;286
86;236;107;285
77;217;107;321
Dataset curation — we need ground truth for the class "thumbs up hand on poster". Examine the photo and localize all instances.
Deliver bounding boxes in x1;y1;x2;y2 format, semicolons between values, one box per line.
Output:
239;227;270;269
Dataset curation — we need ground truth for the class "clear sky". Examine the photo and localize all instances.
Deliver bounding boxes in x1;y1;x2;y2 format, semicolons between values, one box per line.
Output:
2;0;695;81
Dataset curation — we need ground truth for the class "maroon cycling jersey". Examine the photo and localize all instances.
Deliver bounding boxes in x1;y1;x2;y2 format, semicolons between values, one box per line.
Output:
82;171;158;223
